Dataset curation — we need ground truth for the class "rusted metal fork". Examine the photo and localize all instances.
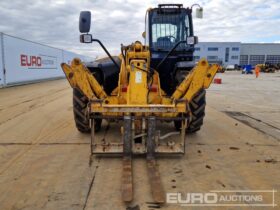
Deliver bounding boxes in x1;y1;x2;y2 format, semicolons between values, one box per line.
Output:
122;116;165;203
122;116;133;202
147;116;165;204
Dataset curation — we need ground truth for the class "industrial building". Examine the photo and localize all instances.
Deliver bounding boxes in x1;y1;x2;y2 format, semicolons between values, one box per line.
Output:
194;42;280;67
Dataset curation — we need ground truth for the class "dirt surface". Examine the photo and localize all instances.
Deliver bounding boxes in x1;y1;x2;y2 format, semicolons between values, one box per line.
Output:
0;75;279;210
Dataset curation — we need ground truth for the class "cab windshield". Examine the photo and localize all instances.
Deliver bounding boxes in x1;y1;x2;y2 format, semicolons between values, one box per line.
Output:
150;11;190;51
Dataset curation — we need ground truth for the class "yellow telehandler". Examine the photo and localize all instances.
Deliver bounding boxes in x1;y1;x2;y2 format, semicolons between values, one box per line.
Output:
61;4;218;204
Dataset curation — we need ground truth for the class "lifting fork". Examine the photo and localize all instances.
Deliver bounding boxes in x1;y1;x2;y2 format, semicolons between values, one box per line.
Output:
121;116;165;204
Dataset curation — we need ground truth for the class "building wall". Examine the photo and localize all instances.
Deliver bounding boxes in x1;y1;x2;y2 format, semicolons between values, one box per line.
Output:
240;43;280;66
194;42;280;67
194;42;241;66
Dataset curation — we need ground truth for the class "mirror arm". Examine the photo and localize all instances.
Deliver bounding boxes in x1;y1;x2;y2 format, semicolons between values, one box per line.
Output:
92;39;120;70
191;3;202;10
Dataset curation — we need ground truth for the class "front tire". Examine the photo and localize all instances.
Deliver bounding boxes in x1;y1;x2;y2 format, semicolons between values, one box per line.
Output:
174;89;206;133
73;89;101;133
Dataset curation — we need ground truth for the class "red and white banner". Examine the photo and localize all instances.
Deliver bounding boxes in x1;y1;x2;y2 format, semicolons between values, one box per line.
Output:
0;33;93;87
3;34;64;84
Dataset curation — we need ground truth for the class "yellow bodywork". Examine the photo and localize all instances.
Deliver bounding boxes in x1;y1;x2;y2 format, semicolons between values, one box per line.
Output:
127;60;148;104
61;41;218;118
61;59;107;100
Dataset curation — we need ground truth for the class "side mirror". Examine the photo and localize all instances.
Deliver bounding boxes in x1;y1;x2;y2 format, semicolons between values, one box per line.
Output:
196;7;203;18
79;11;91;33
187;36;198;45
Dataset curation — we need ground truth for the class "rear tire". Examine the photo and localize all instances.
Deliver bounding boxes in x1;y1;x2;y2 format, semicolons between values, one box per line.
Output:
73;89;102;133
174;89;206;133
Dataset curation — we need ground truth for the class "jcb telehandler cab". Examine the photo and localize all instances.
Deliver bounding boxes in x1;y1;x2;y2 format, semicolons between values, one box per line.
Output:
146;4;205;132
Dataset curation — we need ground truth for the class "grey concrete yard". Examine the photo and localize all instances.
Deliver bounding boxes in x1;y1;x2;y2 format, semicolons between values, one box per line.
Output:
0;71;279;210
208;71;280;140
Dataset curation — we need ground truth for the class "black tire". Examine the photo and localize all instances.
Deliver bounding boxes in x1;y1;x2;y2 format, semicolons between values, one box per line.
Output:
174;89;206;133
73;89;102;133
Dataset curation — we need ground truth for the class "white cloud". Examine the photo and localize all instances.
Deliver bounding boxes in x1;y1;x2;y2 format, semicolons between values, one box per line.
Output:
0;0;279;58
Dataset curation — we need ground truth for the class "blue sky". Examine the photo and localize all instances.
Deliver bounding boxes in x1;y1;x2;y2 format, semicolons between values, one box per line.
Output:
0;0;279;57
